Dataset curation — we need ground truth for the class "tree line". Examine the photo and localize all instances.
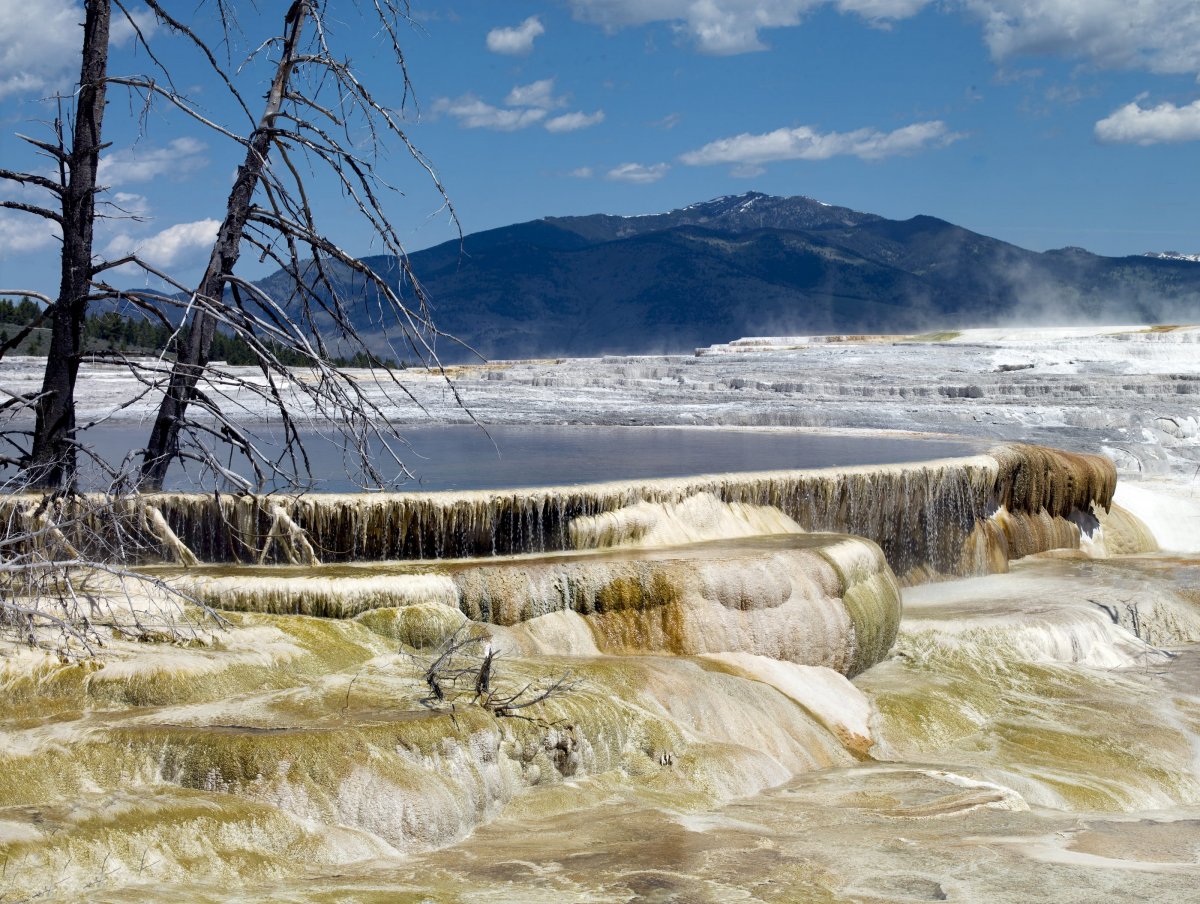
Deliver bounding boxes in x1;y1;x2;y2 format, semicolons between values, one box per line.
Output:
0;298;404;369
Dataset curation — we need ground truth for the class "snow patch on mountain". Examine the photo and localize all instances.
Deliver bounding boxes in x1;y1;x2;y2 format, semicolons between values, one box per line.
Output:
1144;251;1200;263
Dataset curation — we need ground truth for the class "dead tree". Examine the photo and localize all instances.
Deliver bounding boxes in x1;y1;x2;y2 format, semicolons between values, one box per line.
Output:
420;626;577;720
2;0;112;489
136;1;308;491
119;0;464;492
2;0;462;496
0;1;463;651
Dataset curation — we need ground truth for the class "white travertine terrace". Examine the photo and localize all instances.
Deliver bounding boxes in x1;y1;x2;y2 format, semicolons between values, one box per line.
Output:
2;325;1200;901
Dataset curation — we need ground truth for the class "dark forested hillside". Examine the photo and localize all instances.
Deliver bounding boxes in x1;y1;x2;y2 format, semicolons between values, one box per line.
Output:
256;192;1200;361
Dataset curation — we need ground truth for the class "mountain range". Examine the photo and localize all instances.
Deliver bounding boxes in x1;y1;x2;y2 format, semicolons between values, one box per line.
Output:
259;191;1200;361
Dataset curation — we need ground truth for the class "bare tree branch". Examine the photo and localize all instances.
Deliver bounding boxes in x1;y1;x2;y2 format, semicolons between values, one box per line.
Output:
0;201;63;223
0;169;63;195
0;293;55;362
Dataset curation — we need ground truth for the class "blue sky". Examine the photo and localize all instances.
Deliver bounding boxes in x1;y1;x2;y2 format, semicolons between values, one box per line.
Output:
2;0;1199;296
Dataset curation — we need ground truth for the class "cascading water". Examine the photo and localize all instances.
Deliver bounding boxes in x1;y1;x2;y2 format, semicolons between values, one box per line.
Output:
6;441;1112;576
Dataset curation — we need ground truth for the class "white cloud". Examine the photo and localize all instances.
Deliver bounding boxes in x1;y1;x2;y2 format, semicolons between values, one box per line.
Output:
606;162;670;183
837;0;928;18
0;212;59;256
103;218;219;270
569;0;1200;73
680;120;962;166
545;110;606;132
505;78;563;110
109;6;159;45
437;79;576;132
99;138;208;187
570;0;807;53
967;0;1200;75
0;0;81;99
0;0;158;99
434;95;548;131
568;0;927;54
569;166;595;178
1095;98;1200;145
486;15;545;55
106;192;152;219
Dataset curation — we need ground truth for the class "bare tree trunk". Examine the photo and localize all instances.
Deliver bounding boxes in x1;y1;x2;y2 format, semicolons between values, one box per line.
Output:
27;0;111;489
139;1;308;492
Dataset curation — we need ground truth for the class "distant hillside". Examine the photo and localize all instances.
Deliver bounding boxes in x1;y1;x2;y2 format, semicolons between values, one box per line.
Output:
0;298;391;369
256;192;1200;361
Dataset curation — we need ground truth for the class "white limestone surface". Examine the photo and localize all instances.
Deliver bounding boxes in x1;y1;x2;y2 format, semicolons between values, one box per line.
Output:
6;324;1194;482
